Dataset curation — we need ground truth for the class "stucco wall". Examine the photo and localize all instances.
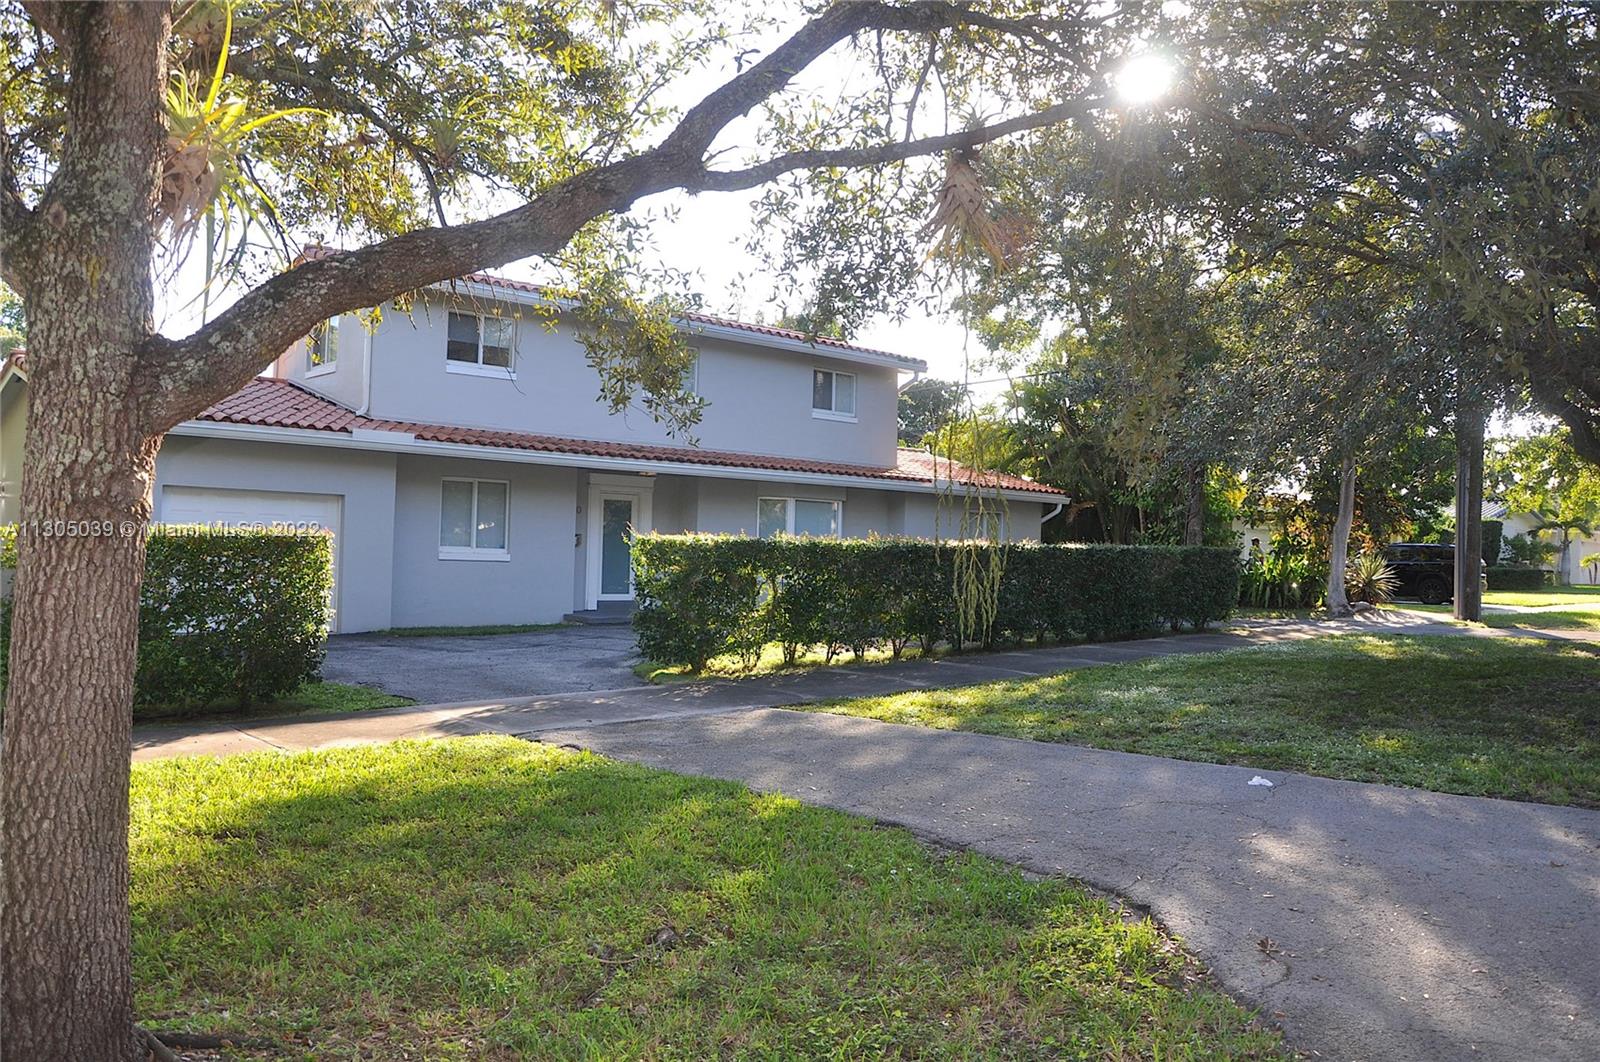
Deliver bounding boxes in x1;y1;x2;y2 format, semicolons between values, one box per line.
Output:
0;376;26;524
154;436;398;632
271;310;369;410
303;294;904;468
390;454;580;627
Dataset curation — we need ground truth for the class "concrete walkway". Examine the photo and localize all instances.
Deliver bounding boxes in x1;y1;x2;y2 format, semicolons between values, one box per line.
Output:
133;611;1501;761
538;710;1600;1062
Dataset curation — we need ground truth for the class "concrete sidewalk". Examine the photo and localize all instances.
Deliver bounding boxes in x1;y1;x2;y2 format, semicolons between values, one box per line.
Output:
539;708;1600;1062
133;612;1485;761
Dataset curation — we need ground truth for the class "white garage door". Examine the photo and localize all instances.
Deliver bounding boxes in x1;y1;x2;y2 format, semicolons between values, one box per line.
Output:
159;486;344;631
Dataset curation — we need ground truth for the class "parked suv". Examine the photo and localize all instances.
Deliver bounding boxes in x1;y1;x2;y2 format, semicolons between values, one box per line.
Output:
1382;542;1484;604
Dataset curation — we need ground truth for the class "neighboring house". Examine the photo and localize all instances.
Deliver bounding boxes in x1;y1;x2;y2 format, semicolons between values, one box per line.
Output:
1485;500;1599;585
0;351;24;525
0;261;1064;631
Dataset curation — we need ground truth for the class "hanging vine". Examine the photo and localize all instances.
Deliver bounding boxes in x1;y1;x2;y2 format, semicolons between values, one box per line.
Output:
923;148;1012;649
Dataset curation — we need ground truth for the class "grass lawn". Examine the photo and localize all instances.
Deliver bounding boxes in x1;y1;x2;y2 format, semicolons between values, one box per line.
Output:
806;635;1600;807
1391;602;1600;631
136;681;413;724
1484;585;1600;609
636;641;924;683
378;622;573;637
131;739;1281;1059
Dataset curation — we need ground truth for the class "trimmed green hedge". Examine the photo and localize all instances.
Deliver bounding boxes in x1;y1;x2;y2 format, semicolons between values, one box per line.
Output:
1486;565;1550;592
632;534;1240;671
1;525;333;715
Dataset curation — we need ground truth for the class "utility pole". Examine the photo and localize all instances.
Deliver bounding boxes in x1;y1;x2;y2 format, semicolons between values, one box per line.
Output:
1454;399;1486;621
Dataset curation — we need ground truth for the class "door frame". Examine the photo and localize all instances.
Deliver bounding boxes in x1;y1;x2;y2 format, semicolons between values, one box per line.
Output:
585;473;653;609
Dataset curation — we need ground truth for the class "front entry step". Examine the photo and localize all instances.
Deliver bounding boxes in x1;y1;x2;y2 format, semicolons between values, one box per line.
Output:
564;603;636;626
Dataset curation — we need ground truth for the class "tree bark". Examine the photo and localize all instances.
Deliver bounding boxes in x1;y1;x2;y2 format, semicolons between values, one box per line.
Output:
1325;455;1357;617
1;5;168;1059
1453;401;1486;621
1183;462;1205;547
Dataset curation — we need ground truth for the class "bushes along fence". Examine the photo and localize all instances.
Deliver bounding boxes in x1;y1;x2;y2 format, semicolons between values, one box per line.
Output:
1;524;333;715
632;534;1240;671
1485;565;1550;592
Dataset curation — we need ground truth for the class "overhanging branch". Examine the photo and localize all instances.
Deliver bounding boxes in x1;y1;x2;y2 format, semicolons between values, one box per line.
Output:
140;0;1099;432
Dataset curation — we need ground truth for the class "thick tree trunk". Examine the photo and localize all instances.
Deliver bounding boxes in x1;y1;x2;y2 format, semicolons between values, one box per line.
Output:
1325;455;1357;617
1;5;168;1058
1183;462;1205;547
1453;402;1486;621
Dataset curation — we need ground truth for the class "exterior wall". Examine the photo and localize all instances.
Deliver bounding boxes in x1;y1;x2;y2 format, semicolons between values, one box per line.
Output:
297;293;903;468
0;375;26;524
153;437;398;633
390;454;579;627
271;310;369;411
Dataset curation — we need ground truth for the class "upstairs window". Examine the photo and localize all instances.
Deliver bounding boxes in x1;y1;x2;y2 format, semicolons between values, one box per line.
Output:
757;497;841;539
439;478;509;559
308;318;338;374
447;311;515;375
812;368;856;420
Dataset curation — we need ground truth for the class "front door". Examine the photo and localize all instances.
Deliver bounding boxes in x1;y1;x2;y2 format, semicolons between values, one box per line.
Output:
585;475;653;609
598;495;635;599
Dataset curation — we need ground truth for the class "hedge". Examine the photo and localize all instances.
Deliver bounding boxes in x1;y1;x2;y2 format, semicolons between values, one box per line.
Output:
1;524;333;715
632;534;1240;671
1486;565;1550;592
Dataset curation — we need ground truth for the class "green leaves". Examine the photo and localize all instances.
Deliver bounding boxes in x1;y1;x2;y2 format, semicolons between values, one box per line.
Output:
631;533;1240;670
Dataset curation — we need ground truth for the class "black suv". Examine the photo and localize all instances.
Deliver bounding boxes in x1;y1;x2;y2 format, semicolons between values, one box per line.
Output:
1382;543;1468;604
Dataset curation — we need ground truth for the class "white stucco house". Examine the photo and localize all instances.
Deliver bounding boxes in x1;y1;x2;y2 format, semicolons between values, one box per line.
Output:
0;260;1064;632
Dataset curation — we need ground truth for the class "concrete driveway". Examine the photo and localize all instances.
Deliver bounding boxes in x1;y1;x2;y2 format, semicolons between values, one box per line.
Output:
322;624;642;702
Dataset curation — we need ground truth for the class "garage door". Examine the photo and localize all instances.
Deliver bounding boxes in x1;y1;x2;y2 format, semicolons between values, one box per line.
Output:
159;486;344;631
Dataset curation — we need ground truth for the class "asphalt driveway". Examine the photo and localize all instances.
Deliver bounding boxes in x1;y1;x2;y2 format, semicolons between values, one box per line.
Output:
539;709;1600;1062
322;624;642;702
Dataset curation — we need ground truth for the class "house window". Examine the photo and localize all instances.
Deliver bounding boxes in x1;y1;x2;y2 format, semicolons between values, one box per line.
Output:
308;318;338;374
757;497;842;539
439;478;509;560
811;369;856;419
446;311;515;375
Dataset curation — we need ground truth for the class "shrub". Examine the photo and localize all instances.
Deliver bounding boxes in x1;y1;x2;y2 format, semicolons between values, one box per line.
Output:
1;525;333;716
1239;549;1326;609
1346;552;1400;604
1481;519;1503;568
1486;565;1550;592
631;534;1238;670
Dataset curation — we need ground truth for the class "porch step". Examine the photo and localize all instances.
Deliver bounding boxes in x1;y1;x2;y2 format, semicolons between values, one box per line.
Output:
563;604;637;626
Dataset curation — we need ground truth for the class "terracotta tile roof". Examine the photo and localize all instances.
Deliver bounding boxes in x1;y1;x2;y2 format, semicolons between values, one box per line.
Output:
294;246;926;369
199;377;1066;497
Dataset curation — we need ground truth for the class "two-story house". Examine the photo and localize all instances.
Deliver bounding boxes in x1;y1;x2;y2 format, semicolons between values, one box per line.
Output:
1;261;1065;632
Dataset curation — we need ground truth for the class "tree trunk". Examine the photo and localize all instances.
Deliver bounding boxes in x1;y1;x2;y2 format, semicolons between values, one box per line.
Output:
1453;402;1486;621
1325;455;1357;617
1;5;169;1058
1183;462;1205;547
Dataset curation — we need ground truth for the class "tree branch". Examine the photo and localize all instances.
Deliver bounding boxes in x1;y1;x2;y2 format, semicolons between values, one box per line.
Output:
139;0;1096;432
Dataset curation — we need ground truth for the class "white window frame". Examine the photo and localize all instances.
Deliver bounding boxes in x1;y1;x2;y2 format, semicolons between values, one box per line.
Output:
683;348;700;395
438;477;511;561
757;496;843;539
445;310;517;379
811;368;857;421
307;317;338;377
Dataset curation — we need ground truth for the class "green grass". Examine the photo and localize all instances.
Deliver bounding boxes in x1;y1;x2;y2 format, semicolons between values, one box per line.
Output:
377;622;573;637
1483;585;1600;609
137;681;414;724
1391;602;1600;631
636;642;929;684
806;635;1600;807
130;738;1281;1060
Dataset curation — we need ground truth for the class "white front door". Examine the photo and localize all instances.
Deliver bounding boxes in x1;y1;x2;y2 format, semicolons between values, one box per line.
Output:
585;475;653;609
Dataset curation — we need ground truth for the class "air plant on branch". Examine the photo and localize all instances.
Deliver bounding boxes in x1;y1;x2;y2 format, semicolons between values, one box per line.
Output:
922;149;1010;267
160;1;323;304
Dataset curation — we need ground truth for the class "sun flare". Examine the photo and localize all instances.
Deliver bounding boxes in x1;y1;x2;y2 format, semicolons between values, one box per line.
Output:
1114;53;1176;105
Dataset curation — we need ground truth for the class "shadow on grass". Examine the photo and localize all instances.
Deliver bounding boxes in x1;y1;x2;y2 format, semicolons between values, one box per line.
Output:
131;737;1281;1060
